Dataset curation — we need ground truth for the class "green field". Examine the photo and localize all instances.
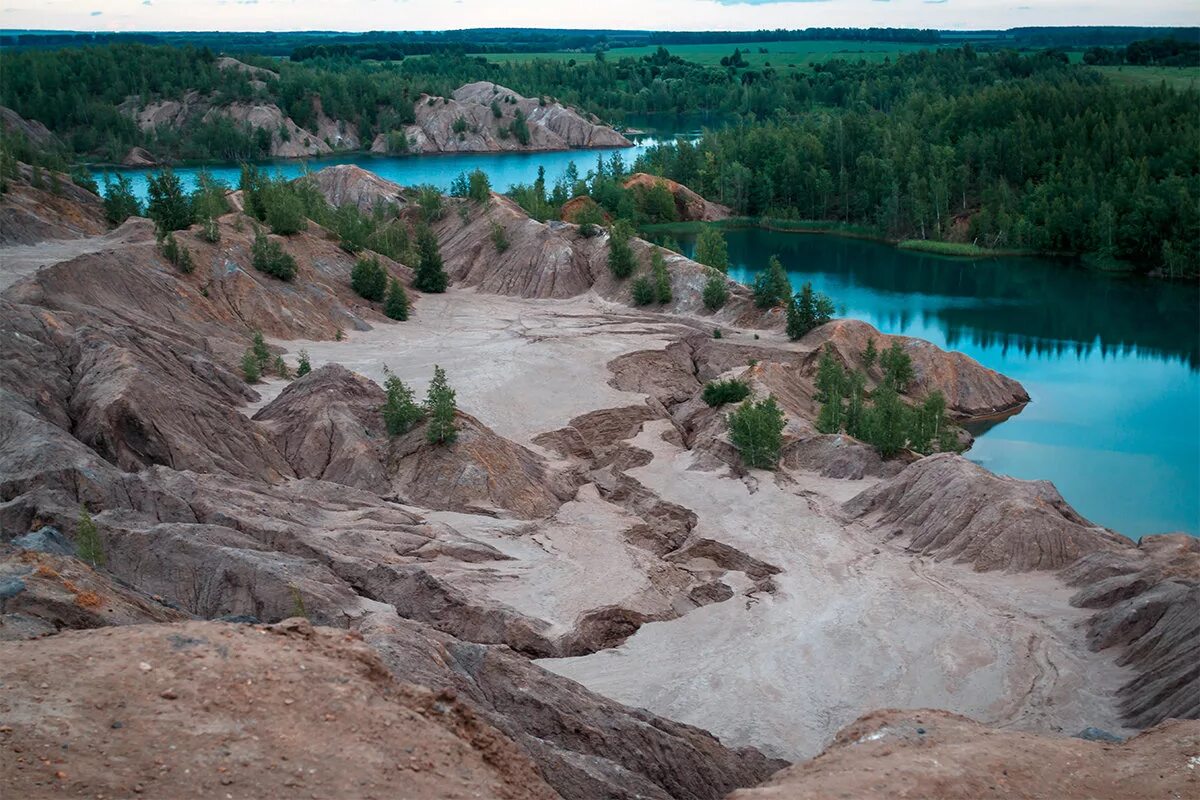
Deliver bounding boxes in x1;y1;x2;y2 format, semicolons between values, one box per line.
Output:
475;40;946;73
1090;65;1200;91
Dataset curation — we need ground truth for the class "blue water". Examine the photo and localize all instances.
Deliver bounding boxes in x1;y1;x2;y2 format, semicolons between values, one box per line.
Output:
99;142;1199;539
102;137;667;202
675;229;1199;539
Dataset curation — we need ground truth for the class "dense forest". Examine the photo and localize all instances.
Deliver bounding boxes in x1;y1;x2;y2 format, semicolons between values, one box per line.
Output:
1;36;1195;275
634;49;1199;275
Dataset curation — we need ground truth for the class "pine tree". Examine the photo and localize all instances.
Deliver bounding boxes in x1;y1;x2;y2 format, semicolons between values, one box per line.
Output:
702;271;729;310
631;276;656;305
695;226;729;273
351;255;387;301
424;365;458;445
862;338;878;370
786;282;835;340
273;355;290;379
753;255;791;308
727;396;786;470
241;349;261;383
382;372;422;436
413;223;448;293
864;383;908;457
384;278;409;321
296;350;312;377
844;370;867;438
252;330;271;369
814;346;848;434
146;168;191;232
102;173;142;224
651;250;672;304
75;507;105;567
607;220;637;279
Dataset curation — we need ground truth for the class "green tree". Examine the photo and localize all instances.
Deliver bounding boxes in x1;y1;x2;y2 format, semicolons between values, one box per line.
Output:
701;378;750;407
424;365;458;445
241;348;261;382
351;254;387;301
651;250;672;304
695;226;729;273
382;372;422;436
413;223;448;293
384;278;409;321
786;282;835;340
103;173;142;224
251;330;272;369
844;370;867;439
296;350;312;377
862;338;878;370
190;169;229;226
264;182;306;235
814;346;848;433
510;109;531;145
631;275;656;305
251;230;297;281
864;383;908;457
753;255;791;309
467;169;492;203
638;181;677;223
880;341;914;392
273;355;290;379
727;396;786;469
607;219;637;279
702;271;729;310
75;507;105;567
909;390;950;455
146;168;191;232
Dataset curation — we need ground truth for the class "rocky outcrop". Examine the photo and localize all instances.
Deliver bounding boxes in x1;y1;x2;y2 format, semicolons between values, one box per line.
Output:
379;81;631;155
0;106;58;147
120;145;158;167
727;709;1199;800
843;454;1128;571
804;319;1030;418
305;163;406;212
1061;534;1200;727
0;619;559;799
623;172;732;222
120;90;344;159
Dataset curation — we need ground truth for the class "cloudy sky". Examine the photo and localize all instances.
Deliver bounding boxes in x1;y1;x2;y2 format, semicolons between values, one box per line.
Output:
3;0;1196;33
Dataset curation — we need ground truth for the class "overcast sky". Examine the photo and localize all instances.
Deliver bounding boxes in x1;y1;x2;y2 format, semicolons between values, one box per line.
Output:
3;0;1197;33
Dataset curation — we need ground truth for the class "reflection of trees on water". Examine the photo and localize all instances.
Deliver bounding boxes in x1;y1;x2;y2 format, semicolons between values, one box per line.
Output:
718;230;1199;370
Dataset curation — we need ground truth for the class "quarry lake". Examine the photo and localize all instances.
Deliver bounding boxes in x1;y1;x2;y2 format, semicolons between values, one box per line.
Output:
111;153;1199;539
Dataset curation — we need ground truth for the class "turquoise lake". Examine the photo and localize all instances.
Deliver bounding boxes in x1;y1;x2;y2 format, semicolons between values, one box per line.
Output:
107;149;1199;539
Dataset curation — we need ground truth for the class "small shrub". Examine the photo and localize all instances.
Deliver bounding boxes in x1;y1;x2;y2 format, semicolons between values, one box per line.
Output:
296;350;312;377
75;507;105;567
489;221;510;253
273;355;290;379
727;396;786;469
702;379;751;407
703;272;729;311
712;328;723;339
607;220;637;279
251;230;297;281
382;371;423;435
384;278;409;321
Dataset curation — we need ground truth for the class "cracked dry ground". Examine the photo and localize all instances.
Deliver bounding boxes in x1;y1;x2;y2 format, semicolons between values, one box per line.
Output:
249;290;1132;760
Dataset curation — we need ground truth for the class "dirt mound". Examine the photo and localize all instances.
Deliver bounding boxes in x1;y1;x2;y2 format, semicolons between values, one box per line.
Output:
623;172;732;221
559;194;609;223
305;164;406;211
844;453;1129;571
379;81;631;154
121;145;158;167
805;319;1029;417
727;708;1198;800
1062;534;1200;727
361;611;786;800
253;363;391;492
0;619;557;799
0;546;187;640
0;163;107;245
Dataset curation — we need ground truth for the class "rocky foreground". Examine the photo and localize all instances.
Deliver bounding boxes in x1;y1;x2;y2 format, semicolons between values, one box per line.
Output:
0;164;1196;798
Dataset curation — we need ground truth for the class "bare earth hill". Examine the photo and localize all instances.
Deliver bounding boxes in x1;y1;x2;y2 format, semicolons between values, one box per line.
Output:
0;162;1195;798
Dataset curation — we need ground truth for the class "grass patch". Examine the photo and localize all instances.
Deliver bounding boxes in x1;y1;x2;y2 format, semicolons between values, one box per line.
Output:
897;239;1039;258
1090;65;1200;92
475;40;946;74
